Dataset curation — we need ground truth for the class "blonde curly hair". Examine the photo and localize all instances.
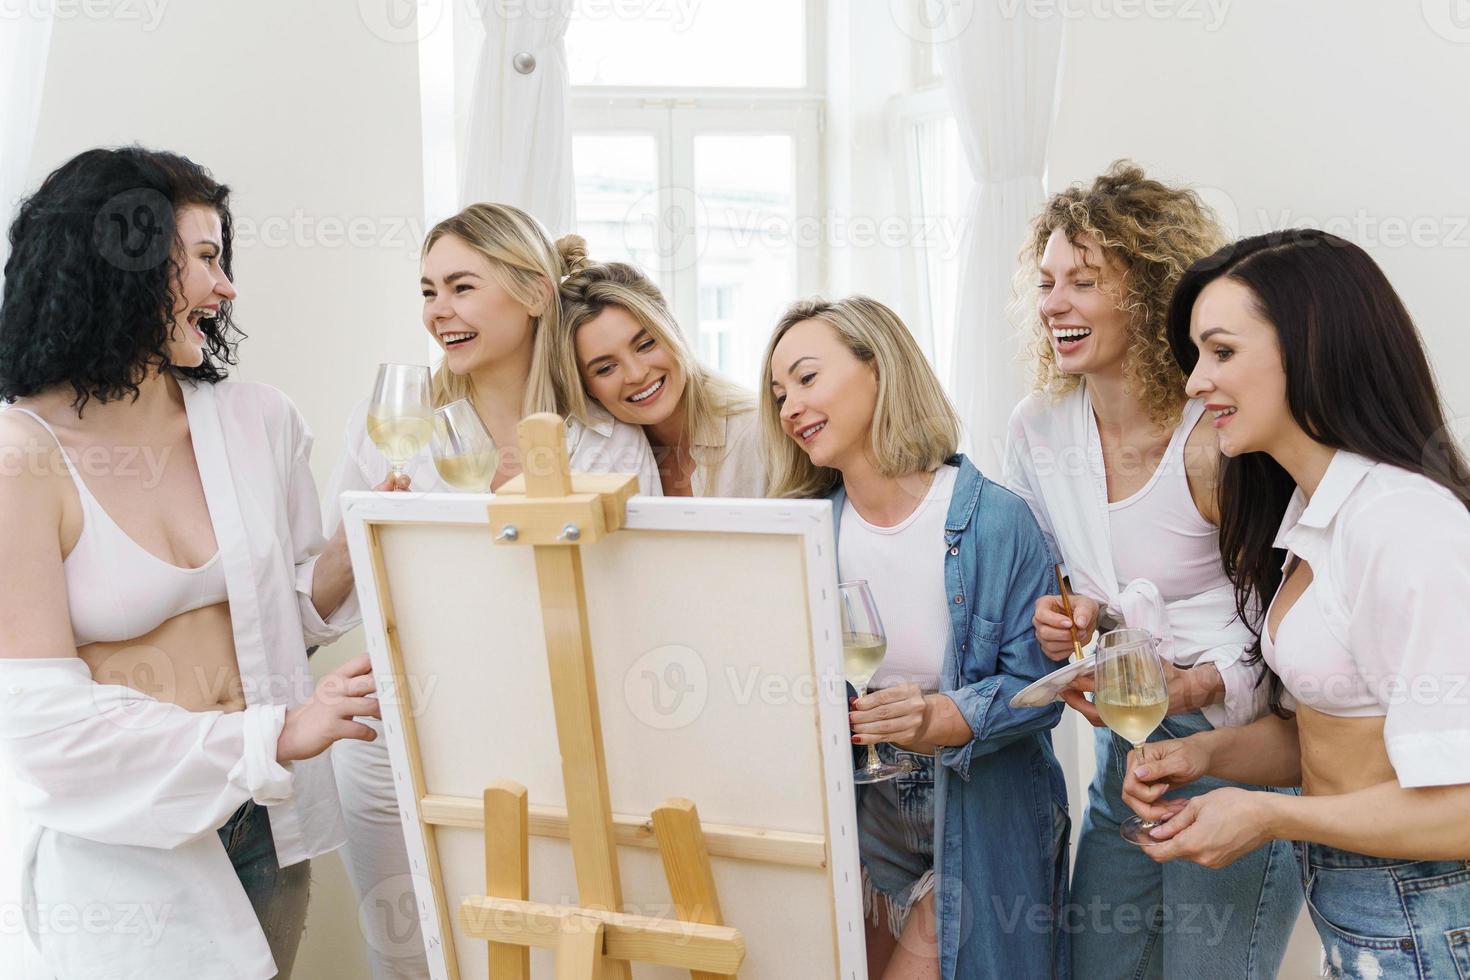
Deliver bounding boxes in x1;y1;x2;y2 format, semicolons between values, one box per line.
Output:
1013;161;1226;428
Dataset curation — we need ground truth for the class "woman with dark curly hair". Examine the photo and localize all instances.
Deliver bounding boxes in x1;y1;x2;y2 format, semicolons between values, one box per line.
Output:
1002;163;1302;978
0;147;379;979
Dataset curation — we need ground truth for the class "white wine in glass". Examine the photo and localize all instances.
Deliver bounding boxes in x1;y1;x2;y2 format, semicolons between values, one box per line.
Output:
368;363;433;482
1093;627;1170;845
839;580;904;785
431;399;498;491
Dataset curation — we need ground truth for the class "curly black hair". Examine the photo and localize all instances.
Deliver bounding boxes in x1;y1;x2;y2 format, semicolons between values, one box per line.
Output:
0;146;244;412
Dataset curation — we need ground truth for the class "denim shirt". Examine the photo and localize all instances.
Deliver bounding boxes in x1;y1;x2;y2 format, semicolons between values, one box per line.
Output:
830;454;1072;979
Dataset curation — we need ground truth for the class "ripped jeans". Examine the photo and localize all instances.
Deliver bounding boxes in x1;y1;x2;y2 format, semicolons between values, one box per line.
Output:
1296;841;1470;979
857;744;937;940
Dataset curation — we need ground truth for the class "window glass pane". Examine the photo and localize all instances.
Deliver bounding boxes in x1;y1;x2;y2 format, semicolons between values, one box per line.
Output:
568;0;805;88
693;132;797;388
914;116;972;382
571;132;667;292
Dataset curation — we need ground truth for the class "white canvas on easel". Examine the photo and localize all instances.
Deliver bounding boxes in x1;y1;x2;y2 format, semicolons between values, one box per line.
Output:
341;487;867;979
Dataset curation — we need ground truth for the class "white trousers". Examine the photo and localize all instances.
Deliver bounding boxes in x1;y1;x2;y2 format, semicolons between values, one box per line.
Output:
332;719;431;980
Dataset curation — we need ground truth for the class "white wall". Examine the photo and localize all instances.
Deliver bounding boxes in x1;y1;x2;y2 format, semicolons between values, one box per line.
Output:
23;2;428;976
1046;0;1470;420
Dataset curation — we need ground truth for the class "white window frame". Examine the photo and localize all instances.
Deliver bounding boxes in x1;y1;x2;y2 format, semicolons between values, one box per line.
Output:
568;0;826;369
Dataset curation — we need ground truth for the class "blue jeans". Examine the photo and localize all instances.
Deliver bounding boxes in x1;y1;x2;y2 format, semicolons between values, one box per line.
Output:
1068;710;1302;979
857;744;937;939
1297;841;1470;979
219;801;311;978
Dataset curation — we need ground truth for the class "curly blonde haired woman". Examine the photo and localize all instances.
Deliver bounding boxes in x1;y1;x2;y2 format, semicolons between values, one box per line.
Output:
321;203;659;979
556;257;764;496
763;296;1069;979
1002;163;1302;978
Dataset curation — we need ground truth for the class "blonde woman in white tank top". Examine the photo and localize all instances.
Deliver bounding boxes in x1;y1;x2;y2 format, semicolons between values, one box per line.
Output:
1002;164;1301;980
0;149;377;979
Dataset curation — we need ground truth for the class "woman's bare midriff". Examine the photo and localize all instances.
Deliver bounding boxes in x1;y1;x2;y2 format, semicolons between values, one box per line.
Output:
79;604;245;713
1296;703;1397;796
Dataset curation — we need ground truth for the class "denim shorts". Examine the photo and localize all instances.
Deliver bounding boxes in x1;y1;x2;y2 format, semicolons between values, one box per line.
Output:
857;743;936;939
1295;841;1470;979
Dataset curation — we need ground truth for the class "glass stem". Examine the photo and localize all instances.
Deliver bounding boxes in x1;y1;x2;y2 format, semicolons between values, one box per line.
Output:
859;684;879;771
1131;741;1156;826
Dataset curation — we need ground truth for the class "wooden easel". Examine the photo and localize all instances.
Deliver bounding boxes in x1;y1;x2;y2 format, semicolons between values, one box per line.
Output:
459;413;746;979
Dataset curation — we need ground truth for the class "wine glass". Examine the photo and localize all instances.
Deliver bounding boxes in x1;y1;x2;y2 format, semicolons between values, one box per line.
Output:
1093;628;1170;845
839;580;904;785
367;363;433;483
431;399;499;491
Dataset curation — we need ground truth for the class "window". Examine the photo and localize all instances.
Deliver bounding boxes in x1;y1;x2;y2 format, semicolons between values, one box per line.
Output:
566;0;807;88
568;0;822;389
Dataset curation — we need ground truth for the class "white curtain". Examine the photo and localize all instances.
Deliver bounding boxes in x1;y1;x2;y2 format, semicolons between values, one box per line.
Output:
0;8;54;282
1;11;55;975
459;0;576;235
937;5;1064;475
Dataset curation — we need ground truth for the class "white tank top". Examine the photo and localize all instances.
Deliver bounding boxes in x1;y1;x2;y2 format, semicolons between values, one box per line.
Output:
8;408;228;647
838;465;958;692
1107;399;1229;602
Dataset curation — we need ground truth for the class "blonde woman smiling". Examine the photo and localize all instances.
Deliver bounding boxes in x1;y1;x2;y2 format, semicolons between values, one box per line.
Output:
323;203;659;979
1004;164;1301;979
557;258;764;496
762;296;1069;980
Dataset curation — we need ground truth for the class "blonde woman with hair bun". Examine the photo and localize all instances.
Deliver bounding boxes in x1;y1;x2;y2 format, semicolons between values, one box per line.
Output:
761;295;1069;979
320;203;659;980
556;259;764;496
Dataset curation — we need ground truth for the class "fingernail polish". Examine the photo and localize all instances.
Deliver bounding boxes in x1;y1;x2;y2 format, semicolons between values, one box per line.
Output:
850;735;860;744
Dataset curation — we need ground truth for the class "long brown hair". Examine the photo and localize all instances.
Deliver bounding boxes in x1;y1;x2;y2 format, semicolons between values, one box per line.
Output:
1168;229;1470;711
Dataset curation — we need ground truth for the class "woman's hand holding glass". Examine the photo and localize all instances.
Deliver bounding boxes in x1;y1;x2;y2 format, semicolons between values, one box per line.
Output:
849;682;932;753
1135;787;1276;869
1121;737;1212;823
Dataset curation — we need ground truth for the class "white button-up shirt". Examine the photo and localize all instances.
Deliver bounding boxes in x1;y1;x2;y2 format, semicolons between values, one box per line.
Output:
1265;450;1470;788
691;406;767;498
0;379;355;978
1004;387;1268;728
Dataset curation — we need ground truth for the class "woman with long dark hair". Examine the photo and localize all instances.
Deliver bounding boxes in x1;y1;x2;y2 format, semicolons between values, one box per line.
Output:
0;147;377;979
1125;229;1470;975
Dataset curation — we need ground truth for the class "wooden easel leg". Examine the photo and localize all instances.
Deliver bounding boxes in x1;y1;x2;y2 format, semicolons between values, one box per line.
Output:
485;782;530;980
555;914;606;980
652;798;738;980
